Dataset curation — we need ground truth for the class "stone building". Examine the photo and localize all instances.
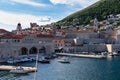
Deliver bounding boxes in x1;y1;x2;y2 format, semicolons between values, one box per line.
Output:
0;35;54;59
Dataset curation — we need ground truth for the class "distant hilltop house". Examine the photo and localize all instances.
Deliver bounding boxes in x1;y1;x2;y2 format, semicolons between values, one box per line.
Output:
108;14;120;21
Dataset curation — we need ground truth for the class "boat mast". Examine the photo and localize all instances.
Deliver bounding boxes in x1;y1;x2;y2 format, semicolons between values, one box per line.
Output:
33;53;39;80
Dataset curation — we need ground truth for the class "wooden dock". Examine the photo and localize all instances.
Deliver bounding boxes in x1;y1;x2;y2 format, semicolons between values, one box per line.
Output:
0;65;37;72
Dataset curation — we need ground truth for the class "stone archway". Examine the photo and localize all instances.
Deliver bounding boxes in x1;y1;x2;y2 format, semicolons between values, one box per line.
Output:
29;47;37;54
21;47;28;55
39;46;46;53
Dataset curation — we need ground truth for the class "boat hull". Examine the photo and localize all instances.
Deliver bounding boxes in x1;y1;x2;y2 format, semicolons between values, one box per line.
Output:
38;60;50;63
58;60;70;63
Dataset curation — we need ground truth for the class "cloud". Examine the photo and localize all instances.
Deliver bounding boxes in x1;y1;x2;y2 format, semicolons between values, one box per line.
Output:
0;23;15;32
0;10;56;31
10;0;47;7
50;0;99;8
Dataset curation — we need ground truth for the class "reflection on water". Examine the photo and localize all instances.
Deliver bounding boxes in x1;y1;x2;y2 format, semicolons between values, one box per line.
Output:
107;56;113;61
0;57;120;80
0;71;29;80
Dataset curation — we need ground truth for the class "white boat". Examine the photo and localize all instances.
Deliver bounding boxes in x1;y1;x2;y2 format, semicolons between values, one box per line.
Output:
20;57;33;62
7;59;18;64
9;67;28;74
58;57;70;63
113;52;118;56
107;52;118;56
38;57;50;63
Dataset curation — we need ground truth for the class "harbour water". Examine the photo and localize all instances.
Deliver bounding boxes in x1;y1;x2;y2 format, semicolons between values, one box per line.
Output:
0;57;120;80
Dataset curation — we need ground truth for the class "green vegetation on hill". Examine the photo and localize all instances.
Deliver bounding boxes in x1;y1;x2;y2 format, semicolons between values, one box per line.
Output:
59;0;120;26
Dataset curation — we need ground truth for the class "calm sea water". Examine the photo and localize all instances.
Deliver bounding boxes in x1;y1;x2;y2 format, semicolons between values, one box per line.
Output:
0;56;120;80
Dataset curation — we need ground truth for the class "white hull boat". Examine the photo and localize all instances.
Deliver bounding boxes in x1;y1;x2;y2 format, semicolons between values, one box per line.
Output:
58;57;70;63
9;67;28;74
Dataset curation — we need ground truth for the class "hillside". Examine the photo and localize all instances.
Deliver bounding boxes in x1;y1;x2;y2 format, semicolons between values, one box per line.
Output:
59;0;120;26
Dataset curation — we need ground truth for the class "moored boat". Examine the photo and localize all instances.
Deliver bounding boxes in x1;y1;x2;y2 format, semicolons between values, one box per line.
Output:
38;57;50;63
58;57;70;63
9;67;29;74
38;59;50;63
7;59;18;64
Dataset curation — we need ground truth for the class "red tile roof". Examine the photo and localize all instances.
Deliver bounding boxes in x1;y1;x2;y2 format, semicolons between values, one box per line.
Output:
36;34;54;38
0;34;26;39
0;29;10;33
0;34;13;39
12;34;26;39
52;40;65;44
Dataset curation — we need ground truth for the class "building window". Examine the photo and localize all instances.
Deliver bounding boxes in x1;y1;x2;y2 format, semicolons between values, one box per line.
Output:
18;40;20;42
55;44;57;47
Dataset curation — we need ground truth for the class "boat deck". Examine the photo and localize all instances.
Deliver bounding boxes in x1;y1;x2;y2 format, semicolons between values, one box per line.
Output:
0;65;37;73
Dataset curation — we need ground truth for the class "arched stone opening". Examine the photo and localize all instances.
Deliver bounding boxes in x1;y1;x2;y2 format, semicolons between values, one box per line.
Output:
39;46;46;53
21;47;28;55
29;47;37;54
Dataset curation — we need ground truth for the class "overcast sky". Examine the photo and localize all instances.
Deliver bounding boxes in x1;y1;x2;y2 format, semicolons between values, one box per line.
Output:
0;0;99;31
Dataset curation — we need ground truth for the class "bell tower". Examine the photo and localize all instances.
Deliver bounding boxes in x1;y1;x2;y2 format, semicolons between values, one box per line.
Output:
16;23;22;34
